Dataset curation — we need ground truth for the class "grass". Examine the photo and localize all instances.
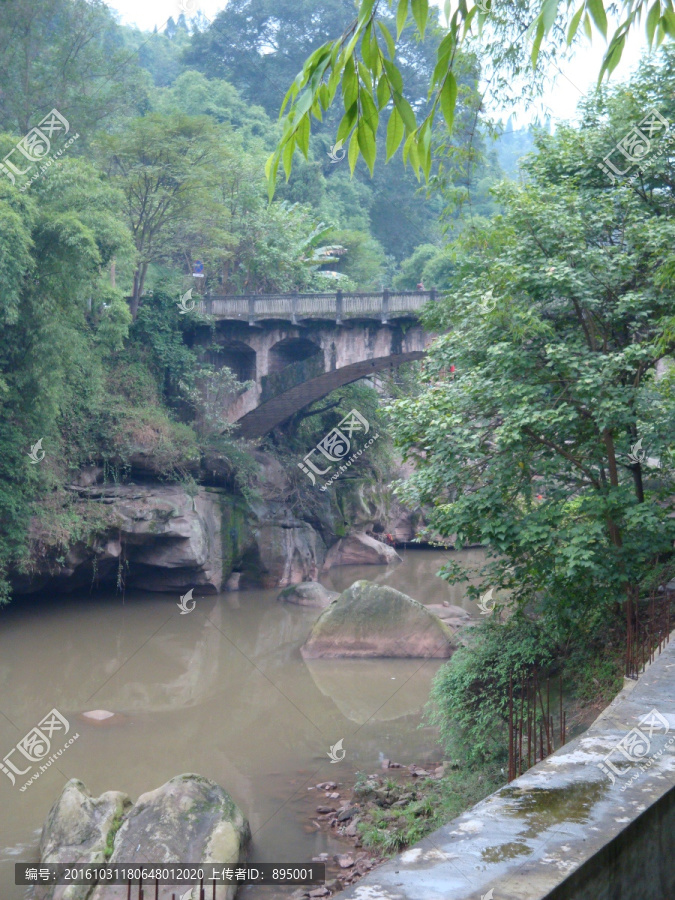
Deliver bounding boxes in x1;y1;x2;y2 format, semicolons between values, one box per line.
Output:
103;808;126;860
356;765;504;855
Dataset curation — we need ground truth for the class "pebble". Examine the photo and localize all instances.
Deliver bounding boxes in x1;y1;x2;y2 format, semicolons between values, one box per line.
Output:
82;709;115;721
316;806;336;814
336;854;355;869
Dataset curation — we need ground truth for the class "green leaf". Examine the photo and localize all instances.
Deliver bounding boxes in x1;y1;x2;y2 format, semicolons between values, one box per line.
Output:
393;93;417;132
294;88;314;118
358;0;377;26
439;72;458;131
358;61;374;93
279;79;300;118
396;0;408;37
377;75;391;109
343;56;358;110
662;8;675;36
296;114;310;159
357;119;377;174
586;0;608;38
265;152;280;201
386;106;405;160
646;0;662;44
361;89;380;134
336;102;359;144
541;0;559;32
419;121;432;179
282;135;295;179
582;10;593;39
530;18;546;67
599;32;626;78
403;130;420;175
411;0;429;37
377;20;396;58
361;23;375;68
348;130;360;174
566;5;585;43
431;45;453;87
319;83;331;110
383;58;404;94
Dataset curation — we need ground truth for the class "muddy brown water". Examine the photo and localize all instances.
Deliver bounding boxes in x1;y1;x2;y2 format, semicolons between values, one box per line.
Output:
0;548;487;898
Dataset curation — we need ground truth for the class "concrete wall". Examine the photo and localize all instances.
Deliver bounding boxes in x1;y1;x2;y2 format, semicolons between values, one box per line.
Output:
335;638;675;900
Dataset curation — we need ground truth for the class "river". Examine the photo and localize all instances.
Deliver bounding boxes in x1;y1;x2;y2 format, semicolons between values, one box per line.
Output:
0;548;487;898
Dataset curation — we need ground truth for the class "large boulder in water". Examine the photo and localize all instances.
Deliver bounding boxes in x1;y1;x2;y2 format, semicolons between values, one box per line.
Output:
323;532;401;569
31;779;132;900
277;581;339;607
32;775;249;900
91;774;249;899
301;580;456;658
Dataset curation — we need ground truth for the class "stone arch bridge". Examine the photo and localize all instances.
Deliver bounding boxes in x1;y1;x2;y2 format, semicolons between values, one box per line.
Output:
193;290;436;438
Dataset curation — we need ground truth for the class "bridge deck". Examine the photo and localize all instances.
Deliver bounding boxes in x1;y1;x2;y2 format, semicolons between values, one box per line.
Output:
196;290;435;322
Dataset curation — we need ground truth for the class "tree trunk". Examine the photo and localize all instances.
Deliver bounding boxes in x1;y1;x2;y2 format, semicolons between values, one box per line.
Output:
602;428;623;548
130;269;140;320
130;263;149;320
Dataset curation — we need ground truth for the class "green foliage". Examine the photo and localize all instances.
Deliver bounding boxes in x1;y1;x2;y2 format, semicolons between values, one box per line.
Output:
129;290;200;404
428;616;558;764
0;0;148;136
267;0;673;195
389;78;675;621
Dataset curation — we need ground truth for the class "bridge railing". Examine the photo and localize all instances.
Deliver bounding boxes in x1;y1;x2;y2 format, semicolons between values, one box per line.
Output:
196;290;436;322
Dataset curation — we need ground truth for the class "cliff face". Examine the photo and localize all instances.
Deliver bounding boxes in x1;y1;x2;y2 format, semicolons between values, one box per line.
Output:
11;452;423;597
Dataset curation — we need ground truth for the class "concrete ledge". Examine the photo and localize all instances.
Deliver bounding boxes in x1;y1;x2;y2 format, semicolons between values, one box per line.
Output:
336;639;675;900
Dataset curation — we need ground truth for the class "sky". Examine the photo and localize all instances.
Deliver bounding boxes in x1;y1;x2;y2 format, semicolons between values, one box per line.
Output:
105;0;650;127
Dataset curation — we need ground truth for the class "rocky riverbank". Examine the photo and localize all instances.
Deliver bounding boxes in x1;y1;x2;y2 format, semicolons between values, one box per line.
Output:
11;450;427;597
291;759;504;899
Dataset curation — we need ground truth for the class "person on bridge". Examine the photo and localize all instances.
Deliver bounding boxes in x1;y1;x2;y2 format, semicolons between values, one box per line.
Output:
417;280;425;290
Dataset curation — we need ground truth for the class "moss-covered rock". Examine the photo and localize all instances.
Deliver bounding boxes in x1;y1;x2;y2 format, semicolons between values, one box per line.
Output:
301;580;456;658
31;779;132;900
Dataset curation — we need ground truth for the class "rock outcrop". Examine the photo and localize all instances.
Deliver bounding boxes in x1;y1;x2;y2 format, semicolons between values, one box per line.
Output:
14;483;229;595
12;450;425;596
301;580;456;658
277;581;339;607
31;775;249;900
323;533;401;570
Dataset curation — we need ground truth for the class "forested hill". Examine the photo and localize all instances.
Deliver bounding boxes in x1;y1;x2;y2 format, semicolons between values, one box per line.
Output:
0;0;554;603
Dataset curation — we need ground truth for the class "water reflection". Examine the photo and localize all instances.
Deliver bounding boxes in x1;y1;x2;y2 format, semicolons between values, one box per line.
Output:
0;549;485;899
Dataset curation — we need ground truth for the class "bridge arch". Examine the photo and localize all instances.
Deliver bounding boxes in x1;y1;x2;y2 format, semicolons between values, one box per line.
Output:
236;350;425;438
268;336;321;374
209;339;256;383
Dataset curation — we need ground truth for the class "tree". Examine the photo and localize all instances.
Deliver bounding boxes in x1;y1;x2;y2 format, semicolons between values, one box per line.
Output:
389;111;675;632
184;0;462;259
100;114;237;318
0;0;147;136
0;155;133;600
264;0;675;196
